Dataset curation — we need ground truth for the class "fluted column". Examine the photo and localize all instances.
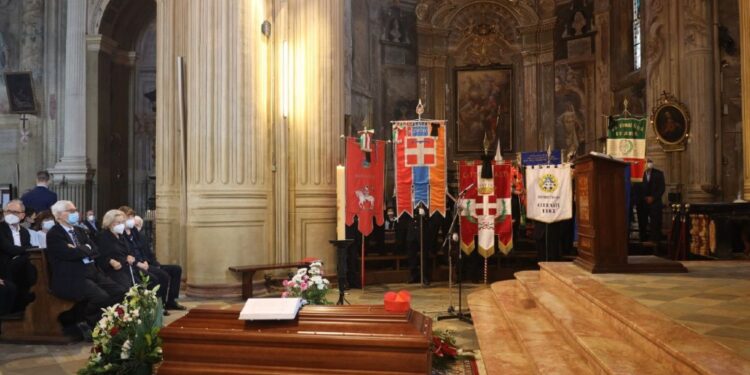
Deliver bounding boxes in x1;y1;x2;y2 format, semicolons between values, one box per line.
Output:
184;0;271;296
644;0;677;191
680;0;716;203
155;0;185;268
287;0;345;270
740;0;750;200
51;0;91;184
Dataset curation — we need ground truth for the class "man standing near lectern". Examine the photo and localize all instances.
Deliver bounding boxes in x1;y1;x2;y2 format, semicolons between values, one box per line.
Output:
637;159;665;244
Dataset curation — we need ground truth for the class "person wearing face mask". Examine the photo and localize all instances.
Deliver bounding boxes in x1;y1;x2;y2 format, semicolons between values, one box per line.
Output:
0;199;37;313
637;159;666;244
81;209;99;241
46;200;127;338
133;215;186;310
28;210;55;248
118;206;170;312
95;210;139;290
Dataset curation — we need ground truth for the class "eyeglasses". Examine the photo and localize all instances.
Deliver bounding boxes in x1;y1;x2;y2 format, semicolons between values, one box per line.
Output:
3;210;23;215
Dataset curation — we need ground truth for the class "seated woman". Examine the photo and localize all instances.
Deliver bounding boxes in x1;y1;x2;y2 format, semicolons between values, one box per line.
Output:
28;210;55;248
95;210;136;289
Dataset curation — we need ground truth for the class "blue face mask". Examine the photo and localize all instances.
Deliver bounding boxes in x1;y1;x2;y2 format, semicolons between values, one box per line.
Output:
68;212;80;225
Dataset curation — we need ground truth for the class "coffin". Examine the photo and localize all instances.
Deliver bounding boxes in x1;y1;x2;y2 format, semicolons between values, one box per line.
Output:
158;304;433;374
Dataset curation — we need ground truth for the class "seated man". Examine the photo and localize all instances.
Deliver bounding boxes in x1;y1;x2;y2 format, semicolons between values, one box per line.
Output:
0;276;17;316
118;206;171;314
47;200;127;336
133;216;185;310
0;199;38;313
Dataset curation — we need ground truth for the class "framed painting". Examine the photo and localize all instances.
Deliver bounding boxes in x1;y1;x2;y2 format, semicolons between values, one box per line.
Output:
3;72;37;114
454;65;513;155
650;92;689;152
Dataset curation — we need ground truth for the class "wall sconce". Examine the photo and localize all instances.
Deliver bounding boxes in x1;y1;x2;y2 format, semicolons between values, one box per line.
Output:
281;40;290;118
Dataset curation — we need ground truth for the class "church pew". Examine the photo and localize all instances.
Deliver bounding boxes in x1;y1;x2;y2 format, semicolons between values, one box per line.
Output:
0;248;76;344
228;262;310;299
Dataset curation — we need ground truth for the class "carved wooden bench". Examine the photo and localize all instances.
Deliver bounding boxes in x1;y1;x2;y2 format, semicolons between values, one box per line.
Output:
0;248;76;344
228;262;309;299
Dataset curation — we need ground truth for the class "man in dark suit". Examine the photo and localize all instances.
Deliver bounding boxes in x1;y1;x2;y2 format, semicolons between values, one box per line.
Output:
0;199;37;312
20;171;58;214
82;209;99;241
637;159;666;243
47;200;126;333
133;215;185;310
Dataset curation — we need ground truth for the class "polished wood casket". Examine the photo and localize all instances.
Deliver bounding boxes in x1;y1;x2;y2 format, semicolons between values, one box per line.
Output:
158;304;433;374
573;153;686;273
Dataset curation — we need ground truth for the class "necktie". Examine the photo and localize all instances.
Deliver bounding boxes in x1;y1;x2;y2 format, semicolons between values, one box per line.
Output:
69;229;81;247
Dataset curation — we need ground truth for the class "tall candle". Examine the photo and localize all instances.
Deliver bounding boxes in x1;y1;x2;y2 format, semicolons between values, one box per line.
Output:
336;165;346;240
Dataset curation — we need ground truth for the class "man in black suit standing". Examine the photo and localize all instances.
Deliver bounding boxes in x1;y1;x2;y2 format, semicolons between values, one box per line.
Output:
637;159;666;244
46;200;126;335
0;199;37;313
20;171;58;214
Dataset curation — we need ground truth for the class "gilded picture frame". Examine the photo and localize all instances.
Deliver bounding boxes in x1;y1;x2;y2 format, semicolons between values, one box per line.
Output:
650;92;689;152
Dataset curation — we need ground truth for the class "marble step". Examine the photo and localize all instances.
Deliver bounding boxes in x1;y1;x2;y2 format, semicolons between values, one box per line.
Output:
536;262;750;375
467;288;536;375
516;271;688;375
490;280;598;375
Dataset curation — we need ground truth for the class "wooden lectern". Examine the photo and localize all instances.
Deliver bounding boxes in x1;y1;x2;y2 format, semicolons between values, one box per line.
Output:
573;153;686;273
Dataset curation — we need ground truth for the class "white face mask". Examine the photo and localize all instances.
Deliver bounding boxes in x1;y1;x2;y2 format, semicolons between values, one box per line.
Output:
4;214;20;225
88;215;95;222
42;220;55;231
125;218;136;229
113;223;126;235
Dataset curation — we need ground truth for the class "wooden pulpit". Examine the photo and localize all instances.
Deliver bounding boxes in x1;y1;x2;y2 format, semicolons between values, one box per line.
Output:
573;153;686;273
159;304;433;374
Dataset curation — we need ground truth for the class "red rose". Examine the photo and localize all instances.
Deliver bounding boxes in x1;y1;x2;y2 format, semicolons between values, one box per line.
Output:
110;327;119;336
115;306;125;317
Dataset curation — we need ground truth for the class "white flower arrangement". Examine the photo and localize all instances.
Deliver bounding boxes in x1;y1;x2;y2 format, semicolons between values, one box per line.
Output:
282;260;331;305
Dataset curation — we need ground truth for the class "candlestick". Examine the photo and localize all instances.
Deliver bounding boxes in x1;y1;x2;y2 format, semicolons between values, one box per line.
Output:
336;165;346;240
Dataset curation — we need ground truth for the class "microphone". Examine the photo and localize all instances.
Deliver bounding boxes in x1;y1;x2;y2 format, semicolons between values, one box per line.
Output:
459;183;475;196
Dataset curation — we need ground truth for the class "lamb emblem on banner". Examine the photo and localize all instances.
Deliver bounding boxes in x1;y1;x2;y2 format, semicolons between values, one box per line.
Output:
355;187;375;209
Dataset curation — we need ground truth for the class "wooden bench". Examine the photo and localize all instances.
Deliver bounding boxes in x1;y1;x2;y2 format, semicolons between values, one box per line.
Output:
0;248;76;344
228;262;309;299
364;254;408;271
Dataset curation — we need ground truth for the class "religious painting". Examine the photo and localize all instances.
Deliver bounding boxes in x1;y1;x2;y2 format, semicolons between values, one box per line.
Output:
4;72;36;114
454;66;513;155
651;92;689;152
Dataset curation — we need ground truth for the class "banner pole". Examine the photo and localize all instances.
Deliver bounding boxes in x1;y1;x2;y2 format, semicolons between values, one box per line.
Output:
361;233;365;290
483;257;488;285
420;208;424;286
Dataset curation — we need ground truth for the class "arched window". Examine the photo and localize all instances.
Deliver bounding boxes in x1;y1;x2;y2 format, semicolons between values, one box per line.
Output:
633;0;642;70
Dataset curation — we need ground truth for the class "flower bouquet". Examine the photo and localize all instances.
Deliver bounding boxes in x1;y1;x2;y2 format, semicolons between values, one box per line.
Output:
78;277;163;375
282;260;331;305
431;329;461;371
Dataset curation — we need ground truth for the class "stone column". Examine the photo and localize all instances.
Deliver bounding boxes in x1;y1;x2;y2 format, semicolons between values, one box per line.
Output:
53;0;90;178
183;0;272;296
680;0;716;203
740;0;750;200
51;0;93;206
287;0;345;270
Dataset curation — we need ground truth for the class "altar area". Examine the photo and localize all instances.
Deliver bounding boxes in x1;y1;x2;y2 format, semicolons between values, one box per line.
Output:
469;260;750;374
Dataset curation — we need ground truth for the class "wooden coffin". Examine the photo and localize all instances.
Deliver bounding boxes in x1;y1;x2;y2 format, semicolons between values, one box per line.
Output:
158;304;433;374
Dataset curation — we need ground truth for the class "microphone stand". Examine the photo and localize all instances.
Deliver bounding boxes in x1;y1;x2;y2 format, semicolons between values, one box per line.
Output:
437;190;473;324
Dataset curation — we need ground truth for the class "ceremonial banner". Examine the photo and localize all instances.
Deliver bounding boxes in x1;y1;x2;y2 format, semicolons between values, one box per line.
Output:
458;161;513;257
525;164;573;223
520;150;562;166
345;137;385;236
606;116;647;181
393;121;446;218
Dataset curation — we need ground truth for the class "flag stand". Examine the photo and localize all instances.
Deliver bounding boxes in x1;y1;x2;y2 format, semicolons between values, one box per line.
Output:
437;190;473;324
419;206;425;287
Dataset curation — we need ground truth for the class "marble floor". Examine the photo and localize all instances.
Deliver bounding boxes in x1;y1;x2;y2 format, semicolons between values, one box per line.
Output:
0;282;489;375
591;261;750;361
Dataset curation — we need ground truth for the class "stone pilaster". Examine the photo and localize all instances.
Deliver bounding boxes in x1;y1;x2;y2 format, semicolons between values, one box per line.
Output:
740;0;750;200
680;0;716;203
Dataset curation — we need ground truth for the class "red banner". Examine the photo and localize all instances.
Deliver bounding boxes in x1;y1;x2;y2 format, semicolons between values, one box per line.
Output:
458;161;478;254
345;137;385;236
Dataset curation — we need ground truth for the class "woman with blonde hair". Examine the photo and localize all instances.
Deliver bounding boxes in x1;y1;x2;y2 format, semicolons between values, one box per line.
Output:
95;209;136;288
